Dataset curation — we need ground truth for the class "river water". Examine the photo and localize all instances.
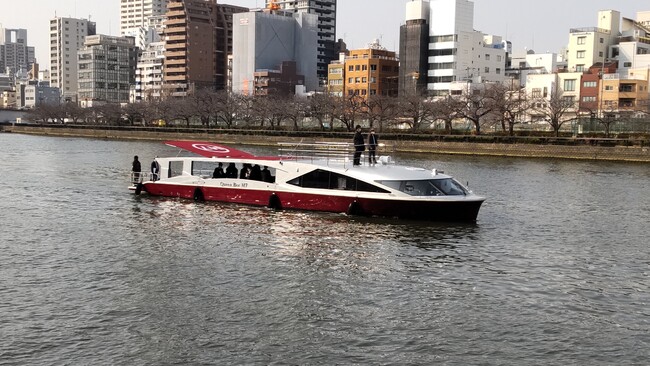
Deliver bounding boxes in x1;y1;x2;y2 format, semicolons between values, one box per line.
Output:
1;134;649;365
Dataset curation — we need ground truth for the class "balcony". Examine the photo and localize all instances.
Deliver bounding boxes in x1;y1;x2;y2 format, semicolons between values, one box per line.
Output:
165;51;187;58
570;27;610;34
165;18;187;26
164;74;187;82
165;42;187;50
166;10;186;17
165;58;186;65
166;35;187;42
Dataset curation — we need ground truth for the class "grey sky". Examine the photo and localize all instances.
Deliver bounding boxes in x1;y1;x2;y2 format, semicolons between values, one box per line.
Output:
0;0;643;68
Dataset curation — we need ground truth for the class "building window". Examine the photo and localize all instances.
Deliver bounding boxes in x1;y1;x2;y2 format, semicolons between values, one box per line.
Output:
497;55;502;62
484;67;489;73
599;51;603;57
362;65;367;71
583;81;597;88
485;54;490;61
532;88;542;98
496;68;501;75
563;96;575;104
355;65;360;71
370;65;377;71
577;36;586;45
576;65;584;72
348;65;353;72
564;79;576;91
623;62;632;67
576;51;585;59
605;85;614;91
600;38;604;43
582;96;596;102
348;77;353;83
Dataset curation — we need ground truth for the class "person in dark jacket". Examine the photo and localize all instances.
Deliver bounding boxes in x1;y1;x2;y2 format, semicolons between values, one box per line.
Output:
151;157;161;181
212;162;224;178
352;125;365;166
132;155;141;184
225;163;238;178
367;128;378;165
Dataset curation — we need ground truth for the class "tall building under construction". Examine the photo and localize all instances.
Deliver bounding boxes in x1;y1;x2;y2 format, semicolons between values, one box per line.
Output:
265;0;337;85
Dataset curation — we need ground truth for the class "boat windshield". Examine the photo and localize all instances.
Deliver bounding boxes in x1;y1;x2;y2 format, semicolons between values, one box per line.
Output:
377;178;468;196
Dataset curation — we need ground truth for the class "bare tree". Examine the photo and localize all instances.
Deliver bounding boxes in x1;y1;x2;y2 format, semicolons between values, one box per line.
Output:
308;93;338;130
530;86;577;137
27;104;59;124
214;91;244;128
92;104;123;125
284;97;308;130
398;94;434;132
122;102;146;126
491;83;528;136
364;95;398;132
452;85;499;135
64;103;89;124
166;98;197;128
334;94;365;131
430;96;462;133
251;96;287;129
187;89;217;128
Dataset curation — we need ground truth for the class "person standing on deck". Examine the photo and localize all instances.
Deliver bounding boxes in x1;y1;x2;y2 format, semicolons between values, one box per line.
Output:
151;157;161;181
367;128;378;165
353;125;365;166
132;156;141;184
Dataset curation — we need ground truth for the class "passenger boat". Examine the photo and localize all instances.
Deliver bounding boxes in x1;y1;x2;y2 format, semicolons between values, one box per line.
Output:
129;140;485;222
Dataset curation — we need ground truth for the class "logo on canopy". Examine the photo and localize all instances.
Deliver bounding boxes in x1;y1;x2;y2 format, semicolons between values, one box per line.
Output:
192;143;230;154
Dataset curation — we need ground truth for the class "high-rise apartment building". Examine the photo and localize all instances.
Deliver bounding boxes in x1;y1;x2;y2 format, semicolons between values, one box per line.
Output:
49;17;96;102
0;28;35;76
163;0;247;97
266;0;337;84
77;35;137;105
120;0;168;49
399;1;429;96
133;41;165;102
399;0;507;96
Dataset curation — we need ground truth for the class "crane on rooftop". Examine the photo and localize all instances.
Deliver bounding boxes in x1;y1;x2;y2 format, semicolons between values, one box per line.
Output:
268;0;280;11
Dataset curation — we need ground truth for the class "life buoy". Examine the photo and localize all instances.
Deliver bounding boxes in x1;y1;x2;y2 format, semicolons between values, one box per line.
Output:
135;183;144;195
268;193;281;210
347;200;363;216
193;188;205;202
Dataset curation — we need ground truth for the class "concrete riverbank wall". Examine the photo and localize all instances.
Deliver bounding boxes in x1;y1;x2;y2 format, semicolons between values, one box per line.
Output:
5;125;650;163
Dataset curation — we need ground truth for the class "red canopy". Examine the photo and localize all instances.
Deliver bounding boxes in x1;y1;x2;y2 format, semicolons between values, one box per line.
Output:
165;141;257;159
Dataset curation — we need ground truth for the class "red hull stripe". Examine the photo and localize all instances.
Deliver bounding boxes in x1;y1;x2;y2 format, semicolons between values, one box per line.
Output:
143;183;483;222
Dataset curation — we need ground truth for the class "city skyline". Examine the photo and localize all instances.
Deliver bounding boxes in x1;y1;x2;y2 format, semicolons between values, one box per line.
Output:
0;0;644;70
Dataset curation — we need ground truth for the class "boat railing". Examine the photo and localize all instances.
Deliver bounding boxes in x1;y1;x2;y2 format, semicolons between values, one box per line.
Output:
277;141;392;165
130;172;157;185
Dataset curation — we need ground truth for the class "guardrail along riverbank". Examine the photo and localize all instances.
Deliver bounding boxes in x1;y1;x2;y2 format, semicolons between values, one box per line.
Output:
5;124;650;163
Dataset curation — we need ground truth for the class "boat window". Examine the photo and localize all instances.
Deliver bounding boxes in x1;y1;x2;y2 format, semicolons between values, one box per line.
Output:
377;178;467;196
168;161;184;178
189;161;276;182
192;161;220;178
288;169;389;193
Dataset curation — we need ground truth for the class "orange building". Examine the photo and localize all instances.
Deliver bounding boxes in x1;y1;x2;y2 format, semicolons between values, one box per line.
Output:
330;43;399;101
600;74;649;115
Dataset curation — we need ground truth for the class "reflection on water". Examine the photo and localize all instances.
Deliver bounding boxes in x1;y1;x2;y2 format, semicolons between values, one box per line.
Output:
1;134;650;364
